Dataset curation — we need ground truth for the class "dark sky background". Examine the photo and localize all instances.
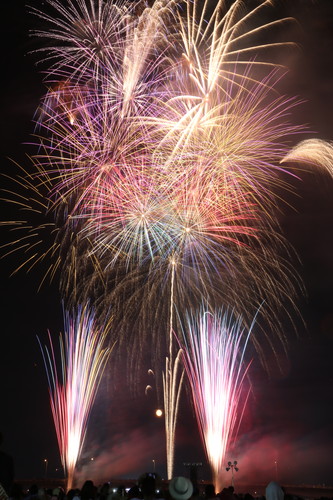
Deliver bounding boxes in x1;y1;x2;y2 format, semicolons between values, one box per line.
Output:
1;0;333;491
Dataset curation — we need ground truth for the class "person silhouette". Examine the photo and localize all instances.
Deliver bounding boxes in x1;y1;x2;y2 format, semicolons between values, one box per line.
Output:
0;432;14;496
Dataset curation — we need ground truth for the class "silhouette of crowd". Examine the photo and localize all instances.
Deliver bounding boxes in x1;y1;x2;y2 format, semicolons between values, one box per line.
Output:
0;434;331;500
1;472;332;500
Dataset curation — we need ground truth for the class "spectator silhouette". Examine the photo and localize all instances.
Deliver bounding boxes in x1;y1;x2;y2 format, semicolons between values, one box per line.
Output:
139;475;157;500
9;483;24;500
204;485;216;500
0;432;14;496
265;482;284;500
81;481;97;500
127;486;142;500
169;477;193;500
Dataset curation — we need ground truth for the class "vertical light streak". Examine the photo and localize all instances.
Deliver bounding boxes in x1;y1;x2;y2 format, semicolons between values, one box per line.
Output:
38;305;113;490
162;259;185;479
181;308;255;492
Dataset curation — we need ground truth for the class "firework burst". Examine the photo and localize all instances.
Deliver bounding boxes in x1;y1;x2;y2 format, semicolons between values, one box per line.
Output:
5;0;303;300
30;0;129;84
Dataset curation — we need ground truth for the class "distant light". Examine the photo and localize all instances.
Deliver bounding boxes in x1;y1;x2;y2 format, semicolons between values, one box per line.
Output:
155;409;163;417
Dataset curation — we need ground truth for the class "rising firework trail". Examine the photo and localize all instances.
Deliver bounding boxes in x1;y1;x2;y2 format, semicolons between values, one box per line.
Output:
38;305;114;490
162;262;185;479
181;307;256;492
163;347;184;479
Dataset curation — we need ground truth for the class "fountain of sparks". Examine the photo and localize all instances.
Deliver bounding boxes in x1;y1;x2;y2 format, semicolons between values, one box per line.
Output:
181;307;256;492
38;305;114;490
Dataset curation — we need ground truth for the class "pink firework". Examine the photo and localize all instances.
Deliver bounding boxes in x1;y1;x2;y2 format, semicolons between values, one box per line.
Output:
181;307;256;492
38;305;113;489
1;0;306;369
78;153;258;271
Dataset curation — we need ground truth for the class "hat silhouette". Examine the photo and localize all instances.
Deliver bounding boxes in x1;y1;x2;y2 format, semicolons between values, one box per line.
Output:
169;477;193;500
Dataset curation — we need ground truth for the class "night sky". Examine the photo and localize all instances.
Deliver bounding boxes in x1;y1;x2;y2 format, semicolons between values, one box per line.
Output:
1;0;333;490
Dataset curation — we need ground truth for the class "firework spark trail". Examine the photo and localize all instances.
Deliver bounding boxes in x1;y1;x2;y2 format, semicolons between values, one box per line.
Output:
181;307;255;492
150;66;303;215
32;0;175;121
163;348;184;479
0;155;109;301
117;0;175;119
32;86;149;218
0;157;68;287
30;0;129;84
281;139;333;178
162;262;185;479
147;0;298;158
38;305;114;490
